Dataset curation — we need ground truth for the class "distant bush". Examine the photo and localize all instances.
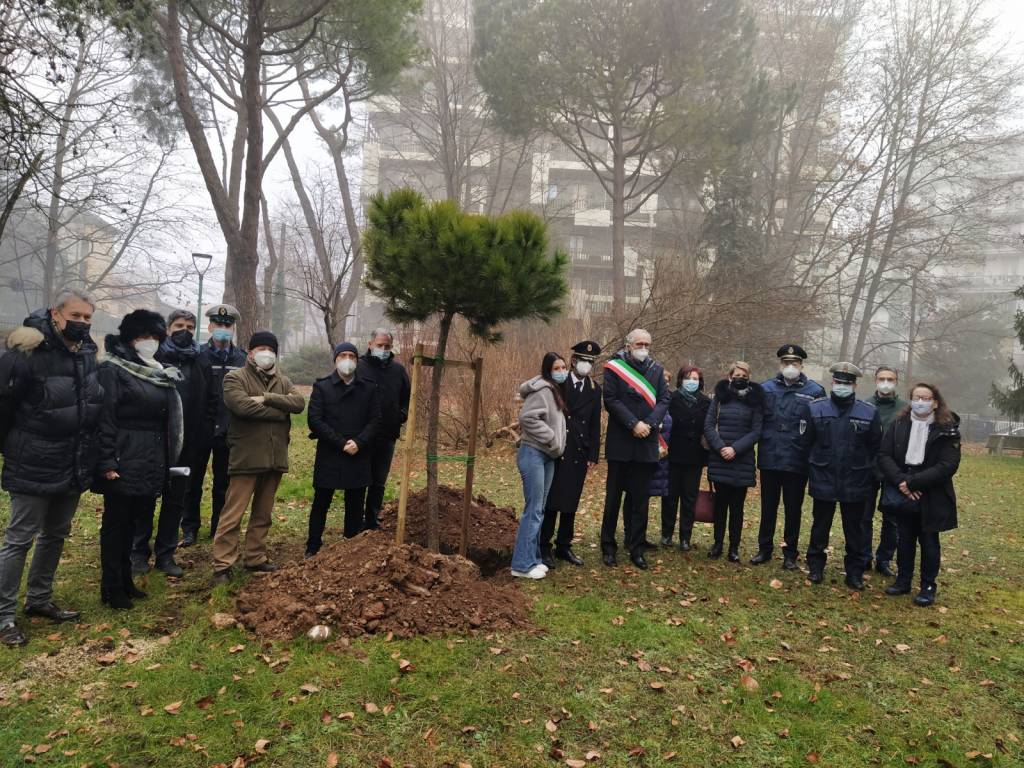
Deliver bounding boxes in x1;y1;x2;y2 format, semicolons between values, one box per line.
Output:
280;345;333;386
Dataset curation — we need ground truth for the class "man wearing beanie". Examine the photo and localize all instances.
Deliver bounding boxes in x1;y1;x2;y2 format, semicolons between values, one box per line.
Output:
212;331;305;584
305;341;382;556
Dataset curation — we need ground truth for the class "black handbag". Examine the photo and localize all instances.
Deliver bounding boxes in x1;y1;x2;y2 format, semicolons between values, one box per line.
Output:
881;482;920;513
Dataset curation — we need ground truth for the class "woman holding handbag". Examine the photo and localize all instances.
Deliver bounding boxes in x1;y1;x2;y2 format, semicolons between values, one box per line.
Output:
877;383;961;607
703;362;763;561
661;366;711;551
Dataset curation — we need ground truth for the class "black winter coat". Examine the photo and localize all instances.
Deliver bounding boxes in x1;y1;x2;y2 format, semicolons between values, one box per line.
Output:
92;336;178;498
309;372;382;489
0;310;104;495
667;390;711;466
200;342;247;438
546;374;602;513
877;414;960;532
704;380;763;488
356;352;411;442
603;352;670;464
155;342;216;466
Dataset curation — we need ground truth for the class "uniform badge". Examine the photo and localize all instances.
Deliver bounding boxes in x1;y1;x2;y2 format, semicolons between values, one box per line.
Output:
799;419;807;435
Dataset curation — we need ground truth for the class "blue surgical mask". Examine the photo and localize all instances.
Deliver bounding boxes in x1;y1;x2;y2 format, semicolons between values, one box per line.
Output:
832;383;854;398
552;371;568;384
681;380;699;393
211;328;233;343
371;347;392;360
911;399;934;416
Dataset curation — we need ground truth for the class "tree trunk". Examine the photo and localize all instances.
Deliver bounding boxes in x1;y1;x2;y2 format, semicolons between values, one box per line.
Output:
611;130;626;320
904;272;918;382
425;312;453;552
259;195;278;331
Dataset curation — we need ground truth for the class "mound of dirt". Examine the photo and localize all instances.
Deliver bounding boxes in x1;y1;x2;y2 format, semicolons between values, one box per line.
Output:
378;485;519;575
235;531;533;640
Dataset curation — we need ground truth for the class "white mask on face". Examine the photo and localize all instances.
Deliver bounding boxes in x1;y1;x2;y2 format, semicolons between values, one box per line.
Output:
134;339;159;359
782;364;800;381
336;358;357;377
631;347;649;363
575;360;592;377
253;350;277;371
877;380;897;395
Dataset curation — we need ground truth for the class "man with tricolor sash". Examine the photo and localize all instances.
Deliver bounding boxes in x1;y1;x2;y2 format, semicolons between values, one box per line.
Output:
600;329;670;570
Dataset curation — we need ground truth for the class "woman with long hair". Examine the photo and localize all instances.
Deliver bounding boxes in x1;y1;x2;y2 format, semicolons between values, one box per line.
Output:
510;352;568;579
877;382;961;607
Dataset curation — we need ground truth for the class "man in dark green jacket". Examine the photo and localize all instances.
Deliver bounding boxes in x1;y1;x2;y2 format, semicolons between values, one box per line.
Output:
861;365;909;576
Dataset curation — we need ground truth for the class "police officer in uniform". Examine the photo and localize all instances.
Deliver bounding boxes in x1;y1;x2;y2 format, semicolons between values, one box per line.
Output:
803;362;882;590
180;305;247;546
539;340;602;568
751;344;825;569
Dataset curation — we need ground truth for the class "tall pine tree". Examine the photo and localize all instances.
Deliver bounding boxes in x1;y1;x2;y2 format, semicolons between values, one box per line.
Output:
990;284;1024;418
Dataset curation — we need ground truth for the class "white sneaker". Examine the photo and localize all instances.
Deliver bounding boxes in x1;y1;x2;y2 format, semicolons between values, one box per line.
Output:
511;565;547;579
536;563;549;573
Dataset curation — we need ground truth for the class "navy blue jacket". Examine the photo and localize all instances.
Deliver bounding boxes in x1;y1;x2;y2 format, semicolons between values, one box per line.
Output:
602;352;670;464
758;373;824;474
704;380;764;488
804;396;882;503
200;341;247;439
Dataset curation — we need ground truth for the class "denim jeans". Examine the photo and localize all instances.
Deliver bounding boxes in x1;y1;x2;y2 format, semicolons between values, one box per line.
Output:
0;493;80;624
511;444;555;572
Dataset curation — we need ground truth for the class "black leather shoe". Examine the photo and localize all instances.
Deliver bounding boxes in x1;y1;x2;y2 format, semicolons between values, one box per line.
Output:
642;540;658;550
244;562;279;573
1;622;27;647
659;536;673;547
749;550;772;565
212;569;232;586
808;570;824;584
555;548;584;566
707;545;723;559
540;547;556;570
180;531;196;547
782;556;798;571
885;583;911;596
156;558;184;578
875;560;896;578
727;548;740;563
602;553;617;568
844;575;865;591
630;553;648;570
913;586;936;606
24;602;80;623
678;539;691;552
101;591;134;610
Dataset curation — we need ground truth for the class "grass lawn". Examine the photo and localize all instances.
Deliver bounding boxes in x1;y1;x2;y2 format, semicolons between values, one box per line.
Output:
1;414;1021;767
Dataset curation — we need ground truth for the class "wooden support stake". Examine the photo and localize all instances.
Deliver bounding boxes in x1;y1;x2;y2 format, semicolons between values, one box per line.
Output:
460;357;484;557
396;343;424;545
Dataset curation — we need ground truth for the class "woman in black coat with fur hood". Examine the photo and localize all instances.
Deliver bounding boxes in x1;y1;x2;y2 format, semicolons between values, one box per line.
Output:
703;361;763;561
877;382;960;607
93;310;183;609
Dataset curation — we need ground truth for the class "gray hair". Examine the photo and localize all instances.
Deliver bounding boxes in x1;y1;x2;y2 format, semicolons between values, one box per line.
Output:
369;327;395;344
625;328;651;345
53;288;96;310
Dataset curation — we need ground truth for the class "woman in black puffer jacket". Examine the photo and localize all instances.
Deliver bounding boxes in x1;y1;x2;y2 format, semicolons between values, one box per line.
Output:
93;311;183;609
704;361;763;561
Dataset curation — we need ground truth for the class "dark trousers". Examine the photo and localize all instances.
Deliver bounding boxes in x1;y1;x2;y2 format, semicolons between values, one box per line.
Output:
540;507;576;552
712;483;747;549
182;435;230;538
364;440;397;530
757;469;808;557
306;486;369;554
601;460;655;557
132;475;189;565
661;463;703;542
861;482;899;567
807;499;865;578
101;494;156;596
894;516;941;589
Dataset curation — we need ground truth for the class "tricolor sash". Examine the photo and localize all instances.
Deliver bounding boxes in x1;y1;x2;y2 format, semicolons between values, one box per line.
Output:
604;358;668;452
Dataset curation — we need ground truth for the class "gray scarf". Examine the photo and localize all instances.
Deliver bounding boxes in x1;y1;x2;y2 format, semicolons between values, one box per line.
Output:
107;355;185;465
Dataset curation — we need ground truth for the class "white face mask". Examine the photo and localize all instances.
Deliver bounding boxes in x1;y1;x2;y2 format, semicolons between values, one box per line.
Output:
630;347;650;362
134;339;159;359
575;360;592;377
253;350;277;370
832;383;854;398
781;364;800;381
877;380;897;395
336;358;357;376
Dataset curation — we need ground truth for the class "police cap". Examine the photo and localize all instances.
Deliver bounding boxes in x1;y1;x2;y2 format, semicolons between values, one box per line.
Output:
570;340;601;360
828;361;863;383
777;344;808;361
205;304;240;326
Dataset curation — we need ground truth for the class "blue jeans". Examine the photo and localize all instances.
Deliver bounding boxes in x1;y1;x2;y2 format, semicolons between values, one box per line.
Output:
511;444;555;572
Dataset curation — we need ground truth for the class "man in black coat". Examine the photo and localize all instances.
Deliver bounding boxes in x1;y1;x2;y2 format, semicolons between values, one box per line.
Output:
540;340;602;568
600;329;670;570
355;329;411;530
306;342;383;554
0;290;103;646
181;304;247;546
132;309;216;577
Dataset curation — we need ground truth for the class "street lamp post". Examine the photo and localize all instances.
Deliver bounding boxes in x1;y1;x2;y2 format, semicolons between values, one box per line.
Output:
191;252;213;343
